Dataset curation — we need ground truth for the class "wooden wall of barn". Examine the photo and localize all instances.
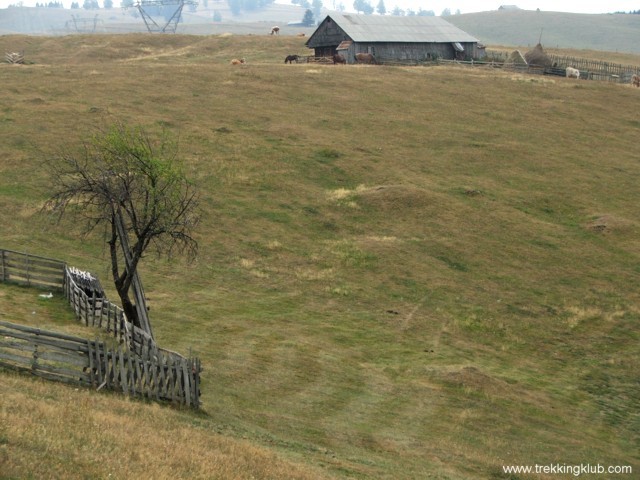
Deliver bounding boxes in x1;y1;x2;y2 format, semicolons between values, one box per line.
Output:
306;18;350;56
363;42;478;62
312;41;480;63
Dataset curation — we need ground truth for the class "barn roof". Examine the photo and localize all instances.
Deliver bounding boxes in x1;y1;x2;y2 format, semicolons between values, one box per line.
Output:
312;13;479;44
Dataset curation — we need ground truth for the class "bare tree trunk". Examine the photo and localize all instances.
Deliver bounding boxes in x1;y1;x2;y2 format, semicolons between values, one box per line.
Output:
109;215;141;329
120;296;140;328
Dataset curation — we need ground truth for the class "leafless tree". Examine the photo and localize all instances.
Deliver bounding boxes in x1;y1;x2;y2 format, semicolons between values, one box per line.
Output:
44;121;200;329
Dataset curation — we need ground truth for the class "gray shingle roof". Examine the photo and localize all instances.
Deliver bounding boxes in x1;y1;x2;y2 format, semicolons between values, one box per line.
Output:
326;13;479;43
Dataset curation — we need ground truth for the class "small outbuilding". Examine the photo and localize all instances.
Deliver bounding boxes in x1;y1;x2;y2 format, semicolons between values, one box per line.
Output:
305;13;482;64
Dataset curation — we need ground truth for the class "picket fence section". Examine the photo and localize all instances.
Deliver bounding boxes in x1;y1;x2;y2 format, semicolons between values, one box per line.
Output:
0;248;201;408
63;265;154;355
0;321;201;406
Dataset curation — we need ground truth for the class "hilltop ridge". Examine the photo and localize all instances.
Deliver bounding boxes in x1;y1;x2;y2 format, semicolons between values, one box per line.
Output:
1;5;640;54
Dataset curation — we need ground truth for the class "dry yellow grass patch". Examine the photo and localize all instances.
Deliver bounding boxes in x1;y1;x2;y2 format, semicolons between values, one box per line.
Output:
0;372;332;480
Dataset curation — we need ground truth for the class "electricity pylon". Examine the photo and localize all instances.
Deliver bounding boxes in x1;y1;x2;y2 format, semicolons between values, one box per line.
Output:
134;0;197;33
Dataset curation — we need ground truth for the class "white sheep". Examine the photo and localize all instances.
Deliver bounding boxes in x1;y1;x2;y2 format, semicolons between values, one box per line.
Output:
566;67;580;79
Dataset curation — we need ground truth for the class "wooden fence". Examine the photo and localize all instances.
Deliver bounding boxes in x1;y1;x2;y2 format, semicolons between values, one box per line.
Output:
547;54;640;82
0;249;65;289
371;50;639;84
64;264;155;355
0;321;201;406
0;248;201;408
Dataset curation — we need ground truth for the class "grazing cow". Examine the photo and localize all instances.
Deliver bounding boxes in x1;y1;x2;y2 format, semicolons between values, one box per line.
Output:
632;74;640;87
297;32;306;37
285;54;300;64
271;26;280;35
332;53;346;65
355;53;377;64
566;66;580;79
230;58;245;65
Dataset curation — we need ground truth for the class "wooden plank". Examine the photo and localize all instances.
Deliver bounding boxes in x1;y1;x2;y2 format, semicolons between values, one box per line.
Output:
0;322;89;345
105;348;113;390
149;348;160;400
4;259;64;283
182;358;191;407
142;346;152;399
193;358;201;408
0;358;34;373
0;338;36;352
126;348;135;396
31;360;88;381
0;351;33;367
84;294;89;326
0;321;86;342
91;291;97;327
34;349;88;368
1;263;64;280
94;340;104;387
118;348;128;395
1;275;64;289
110;348;118;390
134;352;143;396
1;248;64;267
1;250;6;282
0;332;89;354
156;350;166;400
31;368;91;386
87;340;95;386
106;302;112;334
169;356;178;403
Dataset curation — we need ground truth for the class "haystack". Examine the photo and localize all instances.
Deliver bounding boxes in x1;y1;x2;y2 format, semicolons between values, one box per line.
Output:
507;50;528;65
524;43;552;68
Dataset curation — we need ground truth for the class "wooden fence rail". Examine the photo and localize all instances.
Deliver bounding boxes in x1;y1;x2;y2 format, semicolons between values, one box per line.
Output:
0;248;201;408
0;249;65;289
0;321;201;406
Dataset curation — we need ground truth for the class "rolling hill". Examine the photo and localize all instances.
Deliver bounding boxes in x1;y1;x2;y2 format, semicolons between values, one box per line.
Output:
0;34;639;479
446;10;640;55
1;5;640;54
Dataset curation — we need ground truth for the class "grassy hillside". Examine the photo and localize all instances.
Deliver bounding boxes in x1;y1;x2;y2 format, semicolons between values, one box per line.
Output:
1;34;639;479
447;10;640;55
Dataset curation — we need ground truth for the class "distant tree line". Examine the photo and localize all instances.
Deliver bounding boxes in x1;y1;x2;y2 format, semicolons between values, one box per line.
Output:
302;8;314;25
353;0;459;16
31;0;115;6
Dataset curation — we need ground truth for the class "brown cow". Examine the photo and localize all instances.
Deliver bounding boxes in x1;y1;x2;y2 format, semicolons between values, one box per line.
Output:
355;53;377;64
632;74;640;87
333;53;346;65
230;58;245;65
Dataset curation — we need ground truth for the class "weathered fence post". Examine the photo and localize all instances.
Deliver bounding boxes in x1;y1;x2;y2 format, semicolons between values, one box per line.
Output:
1;249;6;282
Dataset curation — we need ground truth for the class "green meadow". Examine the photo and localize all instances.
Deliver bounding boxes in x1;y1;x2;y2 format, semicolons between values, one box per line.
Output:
0;34;639;479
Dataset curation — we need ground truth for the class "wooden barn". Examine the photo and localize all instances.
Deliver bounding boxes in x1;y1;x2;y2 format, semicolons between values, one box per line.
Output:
305;13;482;64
